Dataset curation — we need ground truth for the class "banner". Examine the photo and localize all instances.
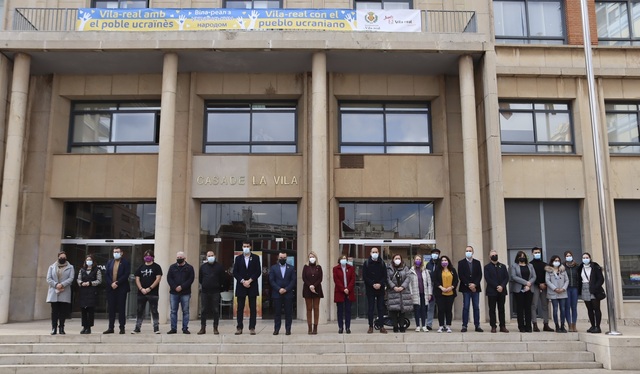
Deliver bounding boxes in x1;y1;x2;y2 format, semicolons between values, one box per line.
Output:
76;8;421;32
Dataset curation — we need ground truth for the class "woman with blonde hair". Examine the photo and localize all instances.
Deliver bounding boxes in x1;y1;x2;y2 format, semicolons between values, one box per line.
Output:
409;254;432;332
302;250;324;334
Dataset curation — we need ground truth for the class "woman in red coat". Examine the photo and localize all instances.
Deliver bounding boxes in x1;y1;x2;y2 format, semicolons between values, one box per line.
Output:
333;255;356;334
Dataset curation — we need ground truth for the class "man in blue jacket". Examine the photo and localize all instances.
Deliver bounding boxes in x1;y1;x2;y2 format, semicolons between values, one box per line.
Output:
104;247;130;334
269;252;296;335
166;251;195;334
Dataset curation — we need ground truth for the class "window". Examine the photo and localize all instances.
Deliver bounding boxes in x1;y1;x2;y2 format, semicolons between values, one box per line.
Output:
596;1;640;45
605;103;640;154
340;202;434;240
615;200;640;299
499;101;573;153
224;0;281;8
92;0;148;8
205;102;297;154
494;0;565;44
69;102;160;154
339;103;431;154
354;0;412;10
63;202;156;239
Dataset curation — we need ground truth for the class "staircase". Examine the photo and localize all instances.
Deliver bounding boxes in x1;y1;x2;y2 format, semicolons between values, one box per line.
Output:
0;326;603;373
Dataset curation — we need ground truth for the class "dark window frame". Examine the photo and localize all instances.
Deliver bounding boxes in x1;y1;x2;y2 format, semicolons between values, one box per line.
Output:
353;0;413;10
494;0;567;45
91;0;149;8
596;0;640;45
223;0;283;9
604;102;640;154
338;101;432;155
499;100;575;154
204;101;298;154
68;101;161;154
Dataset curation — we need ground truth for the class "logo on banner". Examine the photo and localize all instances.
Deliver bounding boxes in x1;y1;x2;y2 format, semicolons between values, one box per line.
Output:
364;12;378;24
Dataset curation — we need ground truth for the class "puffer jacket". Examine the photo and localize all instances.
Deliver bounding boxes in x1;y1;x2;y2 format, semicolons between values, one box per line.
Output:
386;263;413;313
545;265;569;300
409;266;432;304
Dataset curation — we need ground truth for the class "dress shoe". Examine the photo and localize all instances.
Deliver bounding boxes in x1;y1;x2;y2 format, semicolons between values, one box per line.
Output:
475;327;484;332
273;331;279;335
182;329;190;334
491;327;497;333
367;327;374;334
393;327;399;333
285;330;291;335
592;327;602;334
235;328;242;335
86;328;92;334
346;328;351;334
119;328;125;334
338;328;343;334
500;326;509;333
103;329;114;334
532;323;540;332
58;326;65;335
80;328;87;334
379;327;387;334
543;323;554;332
461;327;468;332
213;327;219;335
249;329;256;335
167;329;177;334
197;327;206;335
398;328;405;333
50;328;57;335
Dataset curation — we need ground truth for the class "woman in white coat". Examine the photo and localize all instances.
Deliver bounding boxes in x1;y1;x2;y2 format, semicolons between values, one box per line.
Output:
46;251;75;335
409;254;433;332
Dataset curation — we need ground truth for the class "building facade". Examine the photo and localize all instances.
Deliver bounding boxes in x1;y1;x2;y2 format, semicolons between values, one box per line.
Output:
0;0;638;325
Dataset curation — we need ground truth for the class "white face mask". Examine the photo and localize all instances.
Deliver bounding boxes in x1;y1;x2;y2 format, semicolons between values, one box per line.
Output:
242;247;250;255
86;260;93;267
566;256;573;262
394;259;401;266
371;253;379;260
553;261;561;268
582;258;590;265
113;252;121;260
431;253;439;260
207;256;216;264
340;259;347;266
309;257;316;264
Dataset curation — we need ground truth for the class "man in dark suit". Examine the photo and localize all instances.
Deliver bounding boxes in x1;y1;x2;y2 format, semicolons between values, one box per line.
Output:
104;247;131;334
484;249;509;333
232;241;262;335
457;245;484;332
269;252;296;335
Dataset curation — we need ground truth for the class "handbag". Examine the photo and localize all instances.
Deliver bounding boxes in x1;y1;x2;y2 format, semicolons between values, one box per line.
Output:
595;291;606;300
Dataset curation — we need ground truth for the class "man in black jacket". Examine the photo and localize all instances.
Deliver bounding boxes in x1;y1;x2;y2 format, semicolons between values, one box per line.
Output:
458;246;484;332
362;247;387;334
167;251;195;334
530;247;553;332
198;250;227;335
484;249;509;333
232;241;262;335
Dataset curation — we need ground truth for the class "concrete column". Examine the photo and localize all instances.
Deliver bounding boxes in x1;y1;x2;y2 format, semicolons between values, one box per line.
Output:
311;52;329;323
154;53;178;324
0;53;31;324
459;56;483;250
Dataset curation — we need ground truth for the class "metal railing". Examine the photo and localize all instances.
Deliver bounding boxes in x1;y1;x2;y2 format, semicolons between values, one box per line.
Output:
12;7;476;33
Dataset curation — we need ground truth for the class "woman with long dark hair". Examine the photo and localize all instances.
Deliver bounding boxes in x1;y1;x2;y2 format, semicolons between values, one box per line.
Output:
432;255;458;333
510;251;536;332
46;251;74;335
77;254;102;334
577;252;605;333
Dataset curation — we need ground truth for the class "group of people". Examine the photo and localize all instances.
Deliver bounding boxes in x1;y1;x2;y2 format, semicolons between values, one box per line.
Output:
46;243;606;336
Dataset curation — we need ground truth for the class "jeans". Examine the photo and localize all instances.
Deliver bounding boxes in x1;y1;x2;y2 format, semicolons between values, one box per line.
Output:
462;291;480;328
200;292;221;327
367;293;385;328
413;293;427;328
426;295;437;328
135;294;159;330
551;298;567;328
487;294;506;328
170;293;191;331
565;286;579;324
336;299;352;330
531;284;549;324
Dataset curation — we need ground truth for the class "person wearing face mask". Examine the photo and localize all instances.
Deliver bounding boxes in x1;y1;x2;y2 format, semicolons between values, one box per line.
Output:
577;253;605;333
386;254;412;333
77;254;102;334
545;255;569;333
362;247;388;334
457;246;484;333
131;250;163;334
302;251;324;335
563;250;580;332
198;250;227;335
425;248;441;331
510;251;536;332
167;251;195;334
432;255;458;333
484;250;509;333
269;252;296;335
46;251;75;335
232;241;262;335
104;247;131;334
409;254;432;332
333;255;356;334
530;247;553;332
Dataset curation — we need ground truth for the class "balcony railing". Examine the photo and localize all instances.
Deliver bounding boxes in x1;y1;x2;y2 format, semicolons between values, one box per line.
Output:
12;8;476;33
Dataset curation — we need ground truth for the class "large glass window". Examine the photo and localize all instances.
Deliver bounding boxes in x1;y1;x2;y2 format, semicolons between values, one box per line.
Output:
205;102;297;154
339;103;431;154
499;101;573;153
93;0;148;8
605;103;640;154
615;200;640;299
596;1;640;45
494;0;565;44
354;0;412;9
69;102;160;154
224;0;281;8
63;202;156;240
339;202;434;240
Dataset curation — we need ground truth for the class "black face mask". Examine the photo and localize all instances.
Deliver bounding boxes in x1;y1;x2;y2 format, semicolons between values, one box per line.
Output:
490;255;498;262
518;257;526;263
176;258;185;264
279;258;287;265
58;258;66;264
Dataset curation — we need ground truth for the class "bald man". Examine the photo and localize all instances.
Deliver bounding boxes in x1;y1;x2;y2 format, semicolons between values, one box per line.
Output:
167;251;195;334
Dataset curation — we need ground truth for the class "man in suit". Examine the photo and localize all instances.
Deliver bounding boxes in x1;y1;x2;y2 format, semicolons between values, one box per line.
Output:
269;252;296;335
104;247;131;334
232;241;262;335
484;249;509;333
457;245;484;332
